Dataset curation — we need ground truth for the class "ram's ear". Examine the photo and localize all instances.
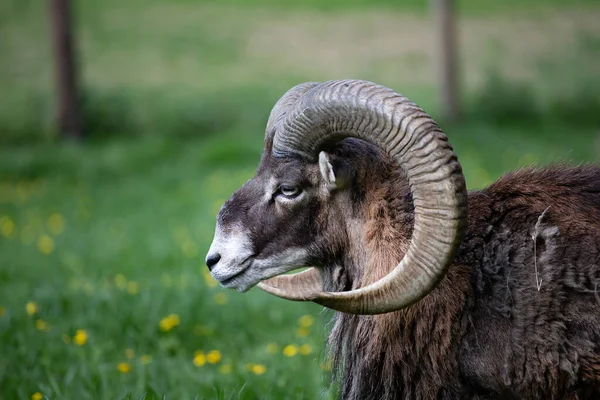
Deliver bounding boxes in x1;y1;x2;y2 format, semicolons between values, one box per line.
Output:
318;151;354;191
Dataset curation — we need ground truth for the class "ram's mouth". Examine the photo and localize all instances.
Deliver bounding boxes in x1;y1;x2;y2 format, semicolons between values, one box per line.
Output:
218;256;254;288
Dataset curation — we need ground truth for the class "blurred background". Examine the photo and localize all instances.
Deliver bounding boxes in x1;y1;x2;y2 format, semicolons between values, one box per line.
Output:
0;0;599;398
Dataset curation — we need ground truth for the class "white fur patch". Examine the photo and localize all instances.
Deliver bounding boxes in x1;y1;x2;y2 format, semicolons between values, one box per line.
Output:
207;223;254;282
265;176;278;202
319;151;337;187
207;222;309;292
232;247;310;292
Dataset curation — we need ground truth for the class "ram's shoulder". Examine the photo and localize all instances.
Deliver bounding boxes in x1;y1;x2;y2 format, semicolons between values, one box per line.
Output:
484;164;600;200
466;164;600;224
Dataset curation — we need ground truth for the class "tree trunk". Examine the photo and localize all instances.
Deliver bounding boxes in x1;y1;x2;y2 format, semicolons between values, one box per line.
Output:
433;0;460;122
49;0;83;139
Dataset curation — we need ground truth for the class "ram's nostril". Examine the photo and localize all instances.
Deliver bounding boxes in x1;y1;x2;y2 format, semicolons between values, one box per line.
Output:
205;253;221;271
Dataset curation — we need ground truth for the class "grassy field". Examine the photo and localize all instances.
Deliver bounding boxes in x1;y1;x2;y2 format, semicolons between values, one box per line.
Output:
2;0;599;143
1;0;600;399
0;134;331;399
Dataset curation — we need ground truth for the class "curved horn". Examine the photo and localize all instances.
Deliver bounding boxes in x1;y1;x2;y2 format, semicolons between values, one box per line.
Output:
258;268;322;300
265;82;320;141
259;80;468;315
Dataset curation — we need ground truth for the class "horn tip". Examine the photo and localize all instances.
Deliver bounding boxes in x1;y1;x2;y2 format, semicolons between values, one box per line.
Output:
257;281;321;302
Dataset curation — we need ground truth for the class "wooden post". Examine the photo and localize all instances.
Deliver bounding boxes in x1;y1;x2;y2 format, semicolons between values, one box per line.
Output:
49;0;82;139
433;0;460;122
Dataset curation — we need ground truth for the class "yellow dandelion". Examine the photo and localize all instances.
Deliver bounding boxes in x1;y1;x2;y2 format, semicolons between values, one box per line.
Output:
0;216;15;238
140;354;152;365
158;319;171;332
35;319;50;332
159;314;180;332
124;348;135;359
31;392;43;400
127;281;139;295
47;213;65;235
114;274;127;290
206;350;221;364
73;329;88;345
62;334;71;344
213;293;228;305
266;343;278;354
299;344;312;355
193;351;206;367
219;363;232;374
0;306;5;317
117;362;131;373
296;327;309;337
283;344;298;357
251;364;266;375
26;301;38;316
298;314;314;328
37;235;54;255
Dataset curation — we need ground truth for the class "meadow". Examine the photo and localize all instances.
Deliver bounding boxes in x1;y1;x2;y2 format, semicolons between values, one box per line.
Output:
1;0;599;399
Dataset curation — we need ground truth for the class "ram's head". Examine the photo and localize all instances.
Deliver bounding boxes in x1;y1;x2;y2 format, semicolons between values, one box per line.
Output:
205;80;468;315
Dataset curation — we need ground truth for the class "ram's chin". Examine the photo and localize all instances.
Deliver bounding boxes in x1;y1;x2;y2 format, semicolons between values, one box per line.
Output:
222;269;297;293
218;249;310;292
232;279;259;293
220;272;261;293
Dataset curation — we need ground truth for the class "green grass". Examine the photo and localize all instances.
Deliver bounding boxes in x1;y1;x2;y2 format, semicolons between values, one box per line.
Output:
1;0;600;398
0;134;333;399
1;121;598;399
77;0;600;13
2;0;599;144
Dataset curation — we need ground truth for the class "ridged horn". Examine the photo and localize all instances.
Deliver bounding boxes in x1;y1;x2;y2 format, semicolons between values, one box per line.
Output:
258;80;468;315
257;82;324;302
258;268;322;301
265;82;320;142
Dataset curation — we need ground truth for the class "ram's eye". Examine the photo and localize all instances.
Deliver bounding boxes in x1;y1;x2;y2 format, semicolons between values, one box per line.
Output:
278;185;301;199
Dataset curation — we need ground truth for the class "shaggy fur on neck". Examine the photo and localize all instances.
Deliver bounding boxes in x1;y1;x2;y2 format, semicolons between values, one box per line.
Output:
323;161;600;399
325;160;471;399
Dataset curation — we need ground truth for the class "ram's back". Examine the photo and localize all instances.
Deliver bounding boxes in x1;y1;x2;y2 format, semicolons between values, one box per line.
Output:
457;165;600;398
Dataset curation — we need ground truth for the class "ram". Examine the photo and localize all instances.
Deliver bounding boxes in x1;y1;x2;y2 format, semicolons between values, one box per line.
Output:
205;80;600;399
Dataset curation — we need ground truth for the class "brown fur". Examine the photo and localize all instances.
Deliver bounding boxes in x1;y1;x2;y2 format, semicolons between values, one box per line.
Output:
218;137;600;399
323;143;600;399
327;147;473;399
